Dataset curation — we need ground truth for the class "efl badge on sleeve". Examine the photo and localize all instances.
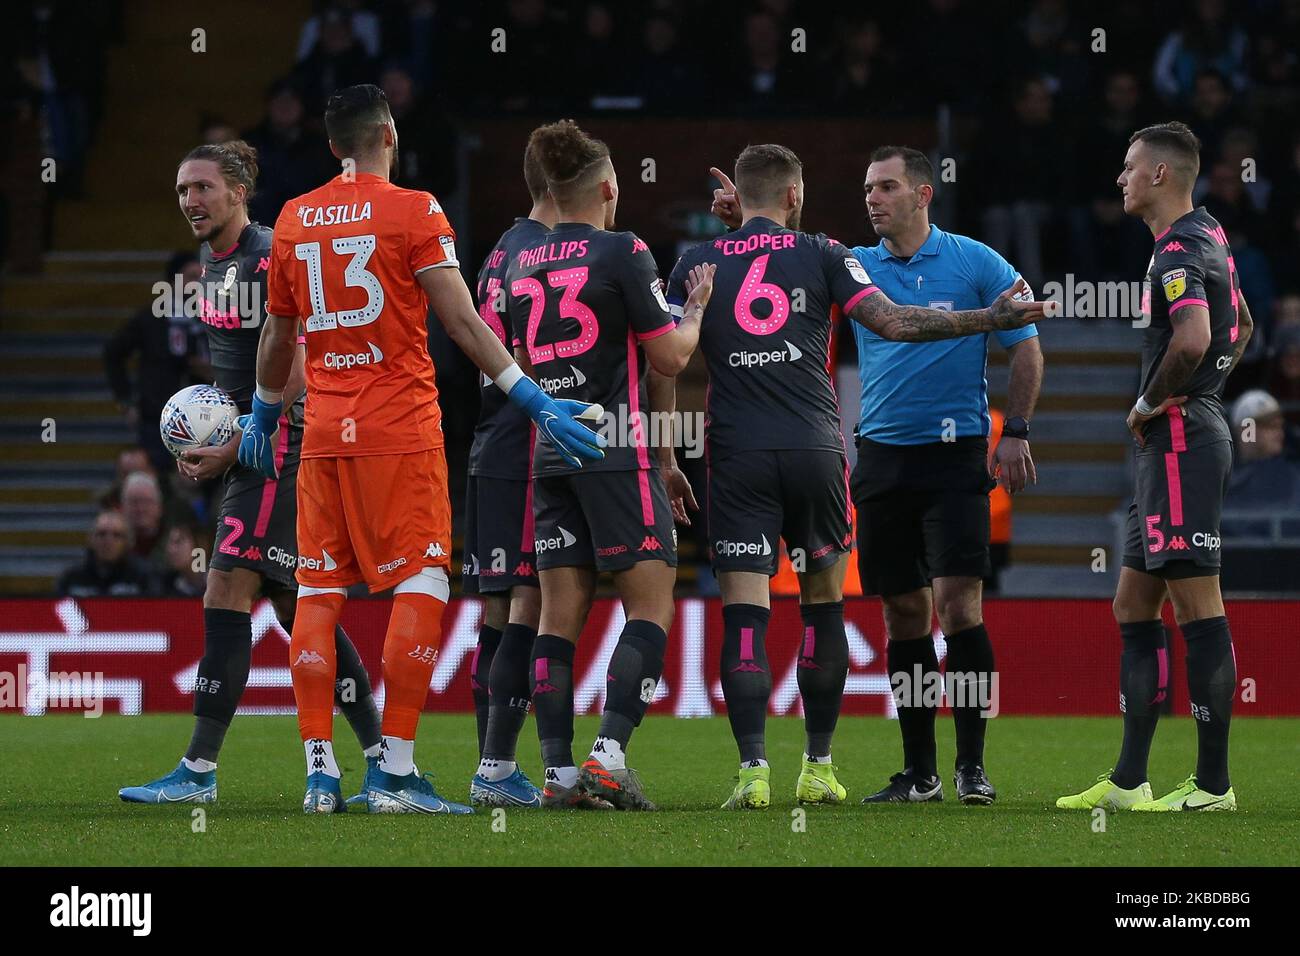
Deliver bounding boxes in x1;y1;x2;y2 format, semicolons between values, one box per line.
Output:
1161;268;1187;302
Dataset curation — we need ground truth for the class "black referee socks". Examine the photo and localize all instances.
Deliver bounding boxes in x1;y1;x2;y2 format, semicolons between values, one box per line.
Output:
887;635;939;779
1112;619;1168;790
944;623;996;770
1182;615;1235;795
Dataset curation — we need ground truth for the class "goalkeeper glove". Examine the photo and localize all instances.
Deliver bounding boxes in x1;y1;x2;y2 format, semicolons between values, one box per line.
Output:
237;392;282;478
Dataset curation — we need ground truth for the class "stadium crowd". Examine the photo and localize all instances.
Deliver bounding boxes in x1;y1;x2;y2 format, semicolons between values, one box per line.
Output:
8;0;1300;595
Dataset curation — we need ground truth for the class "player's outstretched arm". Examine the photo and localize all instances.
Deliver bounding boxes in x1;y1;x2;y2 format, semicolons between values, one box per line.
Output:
237;311;298;477
643;264;714;375
848;278;1048;342
418;266;605;467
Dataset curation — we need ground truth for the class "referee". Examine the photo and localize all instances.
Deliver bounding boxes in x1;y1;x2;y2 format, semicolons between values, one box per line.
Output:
852;146;1044;805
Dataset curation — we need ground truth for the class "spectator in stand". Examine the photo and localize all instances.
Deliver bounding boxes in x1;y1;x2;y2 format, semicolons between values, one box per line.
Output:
1078;69;1153;280
1185;68;1234;162
730;9;807;111
161;522;207;597
297;0;381;62
292;6;378;114
56;509;159;598
198;115;238;146
379;64;458;198
636;14;701;111
974;77;1069;287
241;80;335;226
827;20;894;109
1268;322;1300;428
104;252;208;473
1153;0;1249;103
121;471;167;564
1226;390;1300;509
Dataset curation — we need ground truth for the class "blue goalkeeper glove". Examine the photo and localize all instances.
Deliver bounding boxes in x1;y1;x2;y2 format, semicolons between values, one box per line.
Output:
505;375;605;468
236;393;282;478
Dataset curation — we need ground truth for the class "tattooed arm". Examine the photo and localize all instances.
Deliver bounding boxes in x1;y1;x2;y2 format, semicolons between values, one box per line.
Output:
1140;304;1211;408
1125;303;1211;446
847;278;1047;341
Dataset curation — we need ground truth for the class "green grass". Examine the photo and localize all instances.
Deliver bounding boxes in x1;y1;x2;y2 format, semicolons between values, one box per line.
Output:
1;715;1296;866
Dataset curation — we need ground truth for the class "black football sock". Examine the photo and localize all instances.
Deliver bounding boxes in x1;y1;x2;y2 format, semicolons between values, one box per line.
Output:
720;603;772;763
185;608;252;764
333;625;381;753
1182;616;1235;795
596;619;668;751
530;634;575;770
471;625;502;757
797;601;848;759
944;623;996;769
483;623;536;763
1112;620;1169;790
887;636;939;779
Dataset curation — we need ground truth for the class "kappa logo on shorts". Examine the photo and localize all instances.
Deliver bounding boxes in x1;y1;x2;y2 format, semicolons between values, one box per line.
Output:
514;561;535;576
535;526;577;554
1166;536;1190;551
714;534;773;557
597;544;629;557
240;545;263;562
377;556;407;574
298;549;337;572
638;536;662;552
425;542;446;558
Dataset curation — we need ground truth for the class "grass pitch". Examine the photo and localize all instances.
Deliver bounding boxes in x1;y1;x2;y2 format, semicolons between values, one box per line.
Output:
1;714;1296;867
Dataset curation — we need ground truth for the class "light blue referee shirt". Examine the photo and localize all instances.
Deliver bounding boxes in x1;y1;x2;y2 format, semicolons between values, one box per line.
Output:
851;225;1038;445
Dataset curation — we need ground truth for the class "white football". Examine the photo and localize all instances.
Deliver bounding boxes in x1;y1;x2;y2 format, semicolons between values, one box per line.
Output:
159;385;240;460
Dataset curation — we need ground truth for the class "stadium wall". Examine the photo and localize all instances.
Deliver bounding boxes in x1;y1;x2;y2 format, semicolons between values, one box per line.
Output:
2;598;1298;717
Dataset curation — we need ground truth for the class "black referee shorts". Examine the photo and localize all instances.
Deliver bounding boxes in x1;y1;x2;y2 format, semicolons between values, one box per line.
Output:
851;436;994;597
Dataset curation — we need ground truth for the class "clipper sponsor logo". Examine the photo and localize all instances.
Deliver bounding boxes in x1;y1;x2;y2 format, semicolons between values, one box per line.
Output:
535;526;578;555
377;556;408;574
266;545;297;569
298;549;338;572
324;342;383;369
729;340;803;368
714;534;773;557
538;365;587;392
50;886;152;936
1192;531;1221;551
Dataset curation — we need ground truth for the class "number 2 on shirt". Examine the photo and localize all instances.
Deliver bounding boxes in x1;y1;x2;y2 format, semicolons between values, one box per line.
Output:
514;267;598;364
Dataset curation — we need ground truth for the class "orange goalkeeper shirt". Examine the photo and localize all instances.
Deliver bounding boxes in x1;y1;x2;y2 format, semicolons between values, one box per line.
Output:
266;172;458;459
